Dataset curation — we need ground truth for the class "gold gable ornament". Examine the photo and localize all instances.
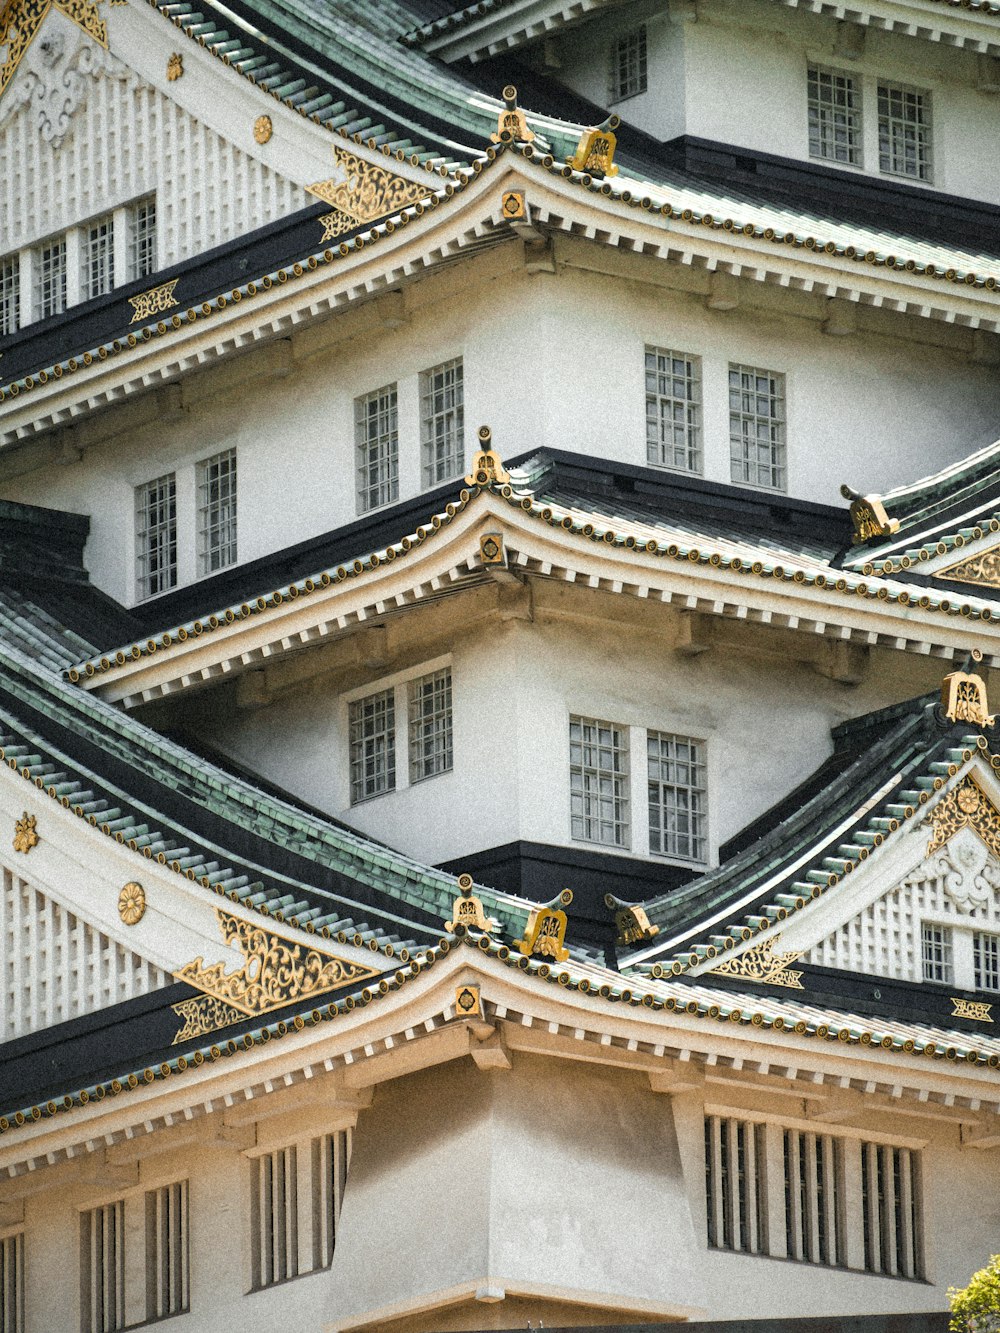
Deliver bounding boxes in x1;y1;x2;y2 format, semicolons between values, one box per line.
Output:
514;889;572;962
927;773;1000;859
841;485;900;545
307;146;431;242
941;653;995;727
0;0;108;100
605;894;660;947
566;115;620;179
707;934;805;989
445;874;500;935
937;544;1000;592
490;85;535;145
464;426;510;487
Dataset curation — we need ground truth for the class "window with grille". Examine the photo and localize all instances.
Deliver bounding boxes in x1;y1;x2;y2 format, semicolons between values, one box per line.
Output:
0;1233;24;1333
704;1115;767;1254
611;26;647;101
420;359;464;487
349;689;396;804
647;732;706;861
807;66;861;166
861;1141;922;1278
0;257;19;337
921;922;953;984
974;931;1000;992
145;1181;189;1321
135;474;177;600
34;238;67;320
645;347;701;473
356;384;398;513
569;716;629;848
82;215;115;302
80;1202;125;1333
130;199;157;281
783;1129;845;1266
197;448;238;575
250;1147;298;1290
408;669;453;784
878;82;931;181
312;1130;351;1270
729;364;786;491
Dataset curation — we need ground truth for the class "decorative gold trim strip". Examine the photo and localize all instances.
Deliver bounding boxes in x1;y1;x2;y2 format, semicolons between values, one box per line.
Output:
128;279;179;324
951;997;993;1023
707;935;805;989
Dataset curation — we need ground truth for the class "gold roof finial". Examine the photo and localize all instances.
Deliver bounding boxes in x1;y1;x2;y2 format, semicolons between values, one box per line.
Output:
942;650;995;727
465;426;511;487
566;115;620;178
490;85;535;145
514;890;573;962
841;485;900;545
604;894;660;947
445;874;500;935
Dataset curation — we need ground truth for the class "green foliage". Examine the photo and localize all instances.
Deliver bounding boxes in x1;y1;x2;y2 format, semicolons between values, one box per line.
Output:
949;1254;1000;1332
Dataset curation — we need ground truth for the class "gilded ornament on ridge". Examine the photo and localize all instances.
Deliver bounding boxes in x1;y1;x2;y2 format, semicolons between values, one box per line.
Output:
941;664;994;728
841;486;900;544
464;426;510;487
307;146;430;242
253;115;272;144
514;890;572;962
937;543;1000;591
166;51;182;81
12;812;38;854
171;994;245;1042
445;874;499;934
566;116;620;178
927;775;1000;859
490;85;534;145
118;881;146;926
707;934;804;989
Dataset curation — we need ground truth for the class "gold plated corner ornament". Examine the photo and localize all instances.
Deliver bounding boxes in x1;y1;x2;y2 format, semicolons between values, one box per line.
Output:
308;146;431;242
707;935;804;989
566;116;620;178
927;774;1000;859
12;812;38;854
445;874;500;934
514;889;572;962
841;486;900;544
941;661;995;727
0;0;108;101
465;426;510;487
490;85;535;145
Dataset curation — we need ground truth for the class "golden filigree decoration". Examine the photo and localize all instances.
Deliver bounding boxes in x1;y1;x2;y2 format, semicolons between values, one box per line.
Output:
951;997;993;1023
128;278;178;324
927;775;1000;859
841;487;900;545
464;426;509;487
0;0;107;100
614;905;660;947
171;994;245;1043
12;812;38;854
455;984;482;1018
174;908;381;1016
707;935;804;989
306;146;430;241
166;51;182;80
118;881;145;926
941;669;995;727
253;114;272;144
445;873;499;934
514;890;572;962
490;84;534;145
938;544;1000;591
566;116;620;178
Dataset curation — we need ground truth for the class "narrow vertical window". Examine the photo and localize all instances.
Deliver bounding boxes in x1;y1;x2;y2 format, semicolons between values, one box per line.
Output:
704;1115;766;1254
349;688;396;804
0;1232;24;1333
878;83;931;181
34;238;67;319
408;668;453;783
645;347;701;473
312;1130;351;1270
355;384;398;513
420;359;464;487
610;25;647;101
807;66;861;165
861;1142;922;1277
80;1202;125;1333
783;1129;844;1266
197;448;238;575
0;256;19;337
145;1181;189;1321
82;215;115;301
729;364;786;491
135;473;177;600
250;1147;298;1290
974;931;1000;992
569;715;629;847
130;199;157;280
921;922;953;984
647;732;706;861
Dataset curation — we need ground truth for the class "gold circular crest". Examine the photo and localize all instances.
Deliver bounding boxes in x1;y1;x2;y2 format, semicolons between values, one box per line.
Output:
254;115;273;144
958;785;981;814
118;882;146;926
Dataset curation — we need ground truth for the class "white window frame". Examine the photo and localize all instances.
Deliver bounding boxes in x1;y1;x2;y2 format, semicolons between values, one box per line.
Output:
82;214;115;303
807;64;862;167
920;921;954;985
974;929;1000;992
197;448;238;576
408;667;453;784
420;358;464;488
348;688;396;806
33;236;67;321
647;730;708;864
569;715;630;850
355;383;399;514
135;473;178;602
610;25;647;102
129;198;158;282
0;255;19;337
645;346;702;474
877;80;932;183
728;363;787;493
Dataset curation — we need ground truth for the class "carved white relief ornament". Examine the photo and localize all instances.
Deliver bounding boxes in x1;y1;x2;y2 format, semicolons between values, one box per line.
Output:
905;825;1000;914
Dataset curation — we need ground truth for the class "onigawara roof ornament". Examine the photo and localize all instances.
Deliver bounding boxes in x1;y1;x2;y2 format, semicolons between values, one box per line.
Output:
490;85;535;145
605;893;659;947
465;426;510;487
566;115;620;179
514;890;573;962
445;874;501;935
841;485;901;544
941;651;996;727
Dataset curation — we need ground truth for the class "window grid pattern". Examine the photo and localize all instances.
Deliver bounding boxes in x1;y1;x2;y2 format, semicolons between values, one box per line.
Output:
130;200;157;280
197;448;238;575
807;66;861;164
35;239;67;320
408;669;453;784
569;716;629;848
421;359;464;486
705;1115;766;1254
355;385;399;512
861;1142;922;1278
878;82;931;180
80;1202;125;1333
647;731;706;861
312;1130;352;1270
83;216;114;301
349;689;396;804
0;1233;24;1333
974;931;1000;992
145;1181;189;1321
611;26;647;100
921;922;953;984
645;347;702;473
250;1147;298;1291
783;1129;844;1266
729;364;786;491
0;257;19;337
135;474;177;600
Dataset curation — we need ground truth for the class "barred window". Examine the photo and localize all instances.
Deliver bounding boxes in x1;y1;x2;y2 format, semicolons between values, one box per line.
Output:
421;359;464;487
356;384;398;513
349;689;395;804
569;716;629;848
250;1147;298;1290
645;347;701;473
82;215;115;301
921;922;953;984
783;1129;845;1267
807;66;861;165
80;1202;125;1333
729;364;786;491
197;448;238;575
974;931;1000;992
145;1181;189;1321
408;669;453;784
705;1115;766;1254
0;256;19;337
34;238;66;320
312;1130;351;1270
647;732;706;861
0;1232;24;1333
878;82;931;181
861;1141;923;1278
611;26;647;101
135;474;177;600
130;199;157;281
